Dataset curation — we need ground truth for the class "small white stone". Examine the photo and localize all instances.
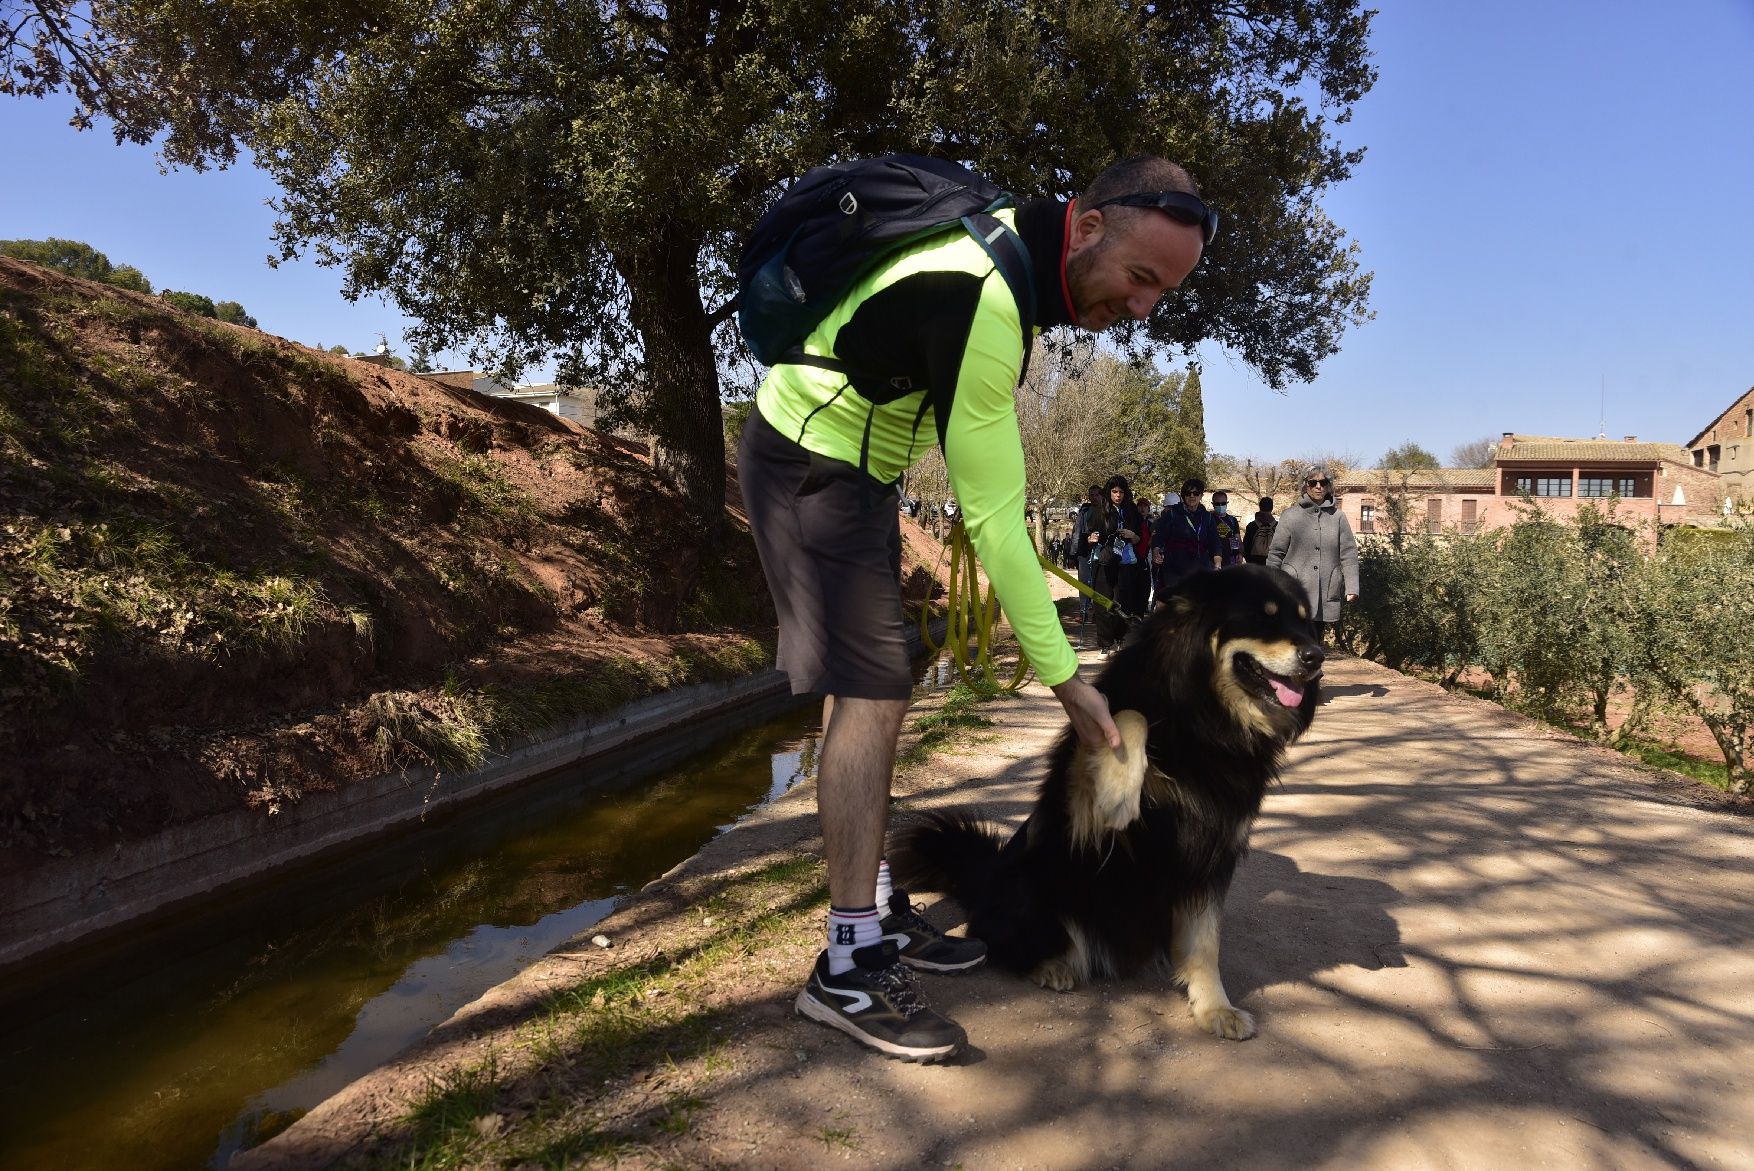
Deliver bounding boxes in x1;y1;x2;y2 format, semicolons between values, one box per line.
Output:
591;934;612;949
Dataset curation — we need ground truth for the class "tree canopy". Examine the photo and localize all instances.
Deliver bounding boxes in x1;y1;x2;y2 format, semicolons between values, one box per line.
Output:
0;237;259;320
1381;440;1440;471
7;0;1377;536
1451;435;1500;468
0;236;152;292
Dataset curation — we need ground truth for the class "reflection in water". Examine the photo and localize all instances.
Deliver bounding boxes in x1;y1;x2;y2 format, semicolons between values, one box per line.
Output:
0;710;819;1171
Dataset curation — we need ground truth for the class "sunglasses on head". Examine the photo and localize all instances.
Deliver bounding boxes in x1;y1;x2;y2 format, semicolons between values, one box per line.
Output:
1091;191;1220;244
1306;478;1331;488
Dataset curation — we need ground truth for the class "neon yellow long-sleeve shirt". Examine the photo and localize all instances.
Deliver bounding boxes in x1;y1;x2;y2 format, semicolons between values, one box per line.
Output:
754;208;1078;688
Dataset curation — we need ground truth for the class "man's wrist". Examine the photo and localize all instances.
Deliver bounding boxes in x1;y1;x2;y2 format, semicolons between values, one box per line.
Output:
1049;672;1085;696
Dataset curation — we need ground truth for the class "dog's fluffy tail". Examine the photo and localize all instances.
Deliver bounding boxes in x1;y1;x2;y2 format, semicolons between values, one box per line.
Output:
888;809;1006;910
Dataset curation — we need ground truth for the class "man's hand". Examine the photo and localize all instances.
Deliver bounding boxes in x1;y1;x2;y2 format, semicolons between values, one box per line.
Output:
1051;674;1120;752
1346;592;1359;602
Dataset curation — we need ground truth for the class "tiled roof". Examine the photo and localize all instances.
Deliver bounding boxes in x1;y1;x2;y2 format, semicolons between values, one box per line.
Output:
1335;467;1495;490
1499;437;1691;464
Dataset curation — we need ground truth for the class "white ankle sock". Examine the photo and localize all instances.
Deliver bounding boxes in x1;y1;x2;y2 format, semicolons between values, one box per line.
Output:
826;905;881;975
875;858;894;909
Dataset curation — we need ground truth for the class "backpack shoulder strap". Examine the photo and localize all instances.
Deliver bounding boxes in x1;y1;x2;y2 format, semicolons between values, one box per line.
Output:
962;211;1036;382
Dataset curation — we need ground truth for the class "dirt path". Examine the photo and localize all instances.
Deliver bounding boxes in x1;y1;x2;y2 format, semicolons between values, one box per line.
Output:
238;647;1754;1171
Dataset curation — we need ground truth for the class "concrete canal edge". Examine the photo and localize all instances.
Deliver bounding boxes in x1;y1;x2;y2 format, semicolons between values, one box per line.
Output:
0;669;804;971
1;622;948;972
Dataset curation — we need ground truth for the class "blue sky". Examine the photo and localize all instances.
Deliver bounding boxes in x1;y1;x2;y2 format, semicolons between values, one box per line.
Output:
3;2;1751;467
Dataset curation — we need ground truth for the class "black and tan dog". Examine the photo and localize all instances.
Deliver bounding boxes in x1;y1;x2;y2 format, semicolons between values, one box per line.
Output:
890;565;1322;1040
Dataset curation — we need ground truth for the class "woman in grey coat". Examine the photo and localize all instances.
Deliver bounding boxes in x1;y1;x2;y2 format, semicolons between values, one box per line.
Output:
1266;465;1359;633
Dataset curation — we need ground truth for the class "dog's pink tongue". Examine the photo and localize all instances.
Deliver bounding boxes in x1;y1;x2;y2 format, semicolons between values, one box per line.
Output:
1269;676;1305;707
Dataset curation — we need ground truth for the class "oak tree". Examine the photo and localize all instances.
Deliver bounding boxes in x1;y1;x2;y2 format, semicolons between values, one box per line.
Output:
7;0;1377;553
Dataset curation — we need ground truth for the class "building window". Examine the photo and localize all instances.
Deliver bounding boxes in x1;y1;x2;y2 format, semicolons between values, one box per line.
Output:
1514;476;1573;497
1708;445;1721;473
1461;499;1478;533
1579;476;1636;498
1694;449;1706;468
1746;407;1753;438
1425;497;1442;534
1360;504;1376;534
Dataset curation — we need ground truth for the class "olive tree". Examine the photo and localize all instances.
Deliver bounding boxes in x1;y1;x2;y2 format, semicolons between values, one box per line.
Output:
1632;529;1754;793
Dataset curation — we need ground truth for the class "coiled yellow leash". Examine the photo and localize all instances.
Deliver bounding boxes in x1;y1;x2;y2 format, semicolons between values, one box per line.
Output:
916;521;1121;692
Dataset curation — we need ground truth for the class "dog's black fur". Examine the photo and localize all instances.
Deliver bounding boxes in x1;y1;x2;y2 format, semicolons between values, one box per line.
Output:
890;565;1323;1037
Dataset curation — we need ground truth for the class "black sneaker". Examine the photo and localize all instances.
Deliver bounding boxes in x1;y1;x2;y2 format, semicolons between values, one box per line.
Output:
881;891;987;973
795;942;966;1062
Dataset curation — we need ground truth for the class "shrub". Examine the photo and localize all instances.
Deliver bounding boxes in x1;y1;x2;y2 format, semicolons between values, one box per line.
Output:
1631;528;1754;793
160;290;218;318
1351;507;1752;793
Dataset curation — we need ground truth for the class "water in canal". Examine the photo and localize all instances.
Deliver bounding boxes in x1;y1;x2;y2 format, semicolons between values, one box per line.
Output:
0;703;824;1171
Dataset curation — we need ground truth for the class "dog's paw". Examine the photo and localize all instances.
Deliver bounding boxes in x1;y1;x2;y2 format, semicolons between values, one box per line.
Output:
1089;709;1150;830
1092;788;1142;832
1030;959;1081;993
1193;1003;1256;1040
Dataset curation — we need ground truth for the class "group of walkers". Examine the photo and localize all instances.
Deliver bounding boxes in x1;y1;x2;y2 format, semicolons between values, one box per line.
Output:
1053;465;1360;654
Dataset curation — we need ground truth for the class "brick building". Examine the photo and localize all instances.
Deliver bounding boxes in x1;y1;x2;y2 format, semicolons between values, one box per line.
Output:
1684;384;1754;503
1333;434;1725;541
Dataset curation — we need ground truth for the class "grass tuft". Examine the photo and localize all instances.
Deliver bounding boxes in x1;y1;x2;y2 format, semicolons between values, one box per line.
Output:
363;690;489;774
897;680;996;768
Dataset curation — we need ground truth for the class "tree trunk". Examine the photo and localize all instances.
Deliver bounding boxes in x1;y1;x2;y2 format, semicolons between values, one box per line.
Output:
622;230;725;630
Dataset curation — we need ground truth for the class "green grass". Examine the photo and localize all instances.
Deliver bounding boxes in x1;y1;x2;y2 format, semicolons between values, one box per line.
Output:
1518;700;1738;795
819;1124;861;1151
431;452;540;537
401;1054;503;1165
1617;736;1733;791
358;855;827;1170
897;680;997;768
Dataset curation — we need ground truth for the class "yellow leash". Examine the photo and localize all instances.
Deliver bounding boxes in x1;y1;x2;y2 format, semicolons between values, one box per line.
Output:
916;521;1121;692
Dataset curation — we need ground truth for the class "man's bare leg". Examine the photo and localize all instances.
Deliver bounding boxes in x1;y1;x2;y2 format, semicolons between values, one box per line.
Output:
817;695;908;909
795;692;968;1061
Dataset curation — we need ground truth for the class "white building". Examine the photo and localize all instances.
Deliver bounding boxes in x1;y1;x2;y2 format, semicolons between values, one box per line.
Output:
419;371;606;428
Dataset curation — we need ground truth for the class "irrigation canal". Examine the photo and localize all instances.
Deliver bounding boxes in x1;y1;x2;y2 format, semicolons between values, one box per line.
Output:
0;700;828;1171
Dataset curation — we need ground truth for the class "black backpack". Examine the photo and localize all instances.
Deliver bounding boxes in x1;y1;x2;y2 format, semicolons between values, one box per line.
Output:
737;154;1036;384
1246;516;1277;558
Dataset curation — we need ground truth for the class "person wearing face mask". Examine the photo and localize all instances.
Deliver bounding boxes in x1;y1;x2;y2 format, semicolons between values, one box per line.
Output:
1210;490;1245;567
1266;465;1359;643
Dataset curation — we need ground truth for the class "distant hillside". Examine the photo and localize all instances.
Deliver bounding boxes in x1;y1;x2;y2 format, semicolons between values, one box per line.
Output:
0;256;784;877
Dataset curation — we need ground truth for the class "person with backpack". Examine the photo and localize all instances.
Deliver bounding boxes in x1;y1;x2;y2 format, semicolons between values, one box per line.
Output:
1243;497;1276;565
736;153;1216;1062
1071;483;1105;623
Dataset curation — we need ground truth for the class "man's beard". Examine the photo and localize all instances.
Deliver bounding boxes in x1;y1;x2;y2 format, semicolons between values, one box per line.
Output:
1063;235;1110;326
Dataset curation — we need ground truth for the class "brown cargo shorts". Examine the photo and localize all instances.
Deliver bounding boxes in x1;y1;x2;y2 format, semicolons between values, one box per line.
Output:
737;409;911;700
